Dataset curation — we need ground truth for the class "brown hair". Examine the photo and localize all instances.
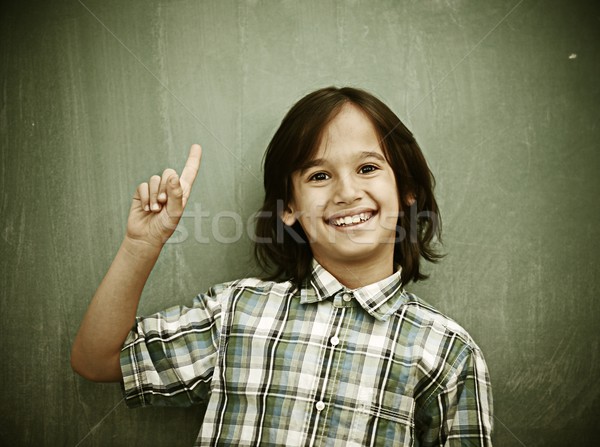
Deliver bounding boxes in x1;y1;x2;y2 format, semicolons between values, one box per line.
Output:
254;86;442;286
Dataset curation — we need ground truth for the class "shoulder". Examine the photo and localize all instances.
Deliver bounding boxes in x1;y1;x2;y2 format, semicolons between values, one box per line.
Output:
206;276;297;303
403;294;494;441
202;277;299;326
401;292;481;350
398;292;486;380
399;292;491;396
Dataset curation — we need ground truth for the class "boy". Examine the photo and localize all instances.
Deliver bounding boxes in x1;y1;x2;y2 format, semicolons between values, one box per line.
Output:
72;87;493;446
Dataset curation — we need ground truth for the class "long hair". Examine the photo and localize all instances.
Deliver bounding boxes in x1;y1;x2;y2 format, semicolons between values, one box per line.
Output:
254;86;442;286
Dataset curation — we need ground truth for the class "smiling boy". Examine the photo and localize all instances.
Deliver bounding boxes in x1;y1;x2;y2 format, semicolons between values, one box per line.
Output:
282;103;402;288
72;87;493;446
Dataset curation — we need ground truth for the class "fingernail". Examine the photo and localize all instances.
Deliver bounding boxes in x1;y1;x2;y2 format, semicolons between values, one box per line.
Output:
144;205;150;212
151;203;160;211
158;193;166;201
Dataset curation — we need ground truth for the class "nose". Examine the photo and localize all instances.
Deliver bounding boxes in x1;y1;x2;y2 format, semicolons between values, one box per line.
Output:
333;174;362;204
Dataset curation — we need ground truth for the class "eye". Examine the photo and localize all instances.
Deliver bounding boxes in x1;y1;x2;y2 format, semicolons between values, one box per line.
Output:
309;171;330;182
359;164;378;174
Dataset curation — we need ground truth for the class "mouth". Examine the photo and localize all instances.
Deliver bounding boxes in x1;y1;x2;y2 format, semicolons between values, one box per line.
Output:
329;211;374;228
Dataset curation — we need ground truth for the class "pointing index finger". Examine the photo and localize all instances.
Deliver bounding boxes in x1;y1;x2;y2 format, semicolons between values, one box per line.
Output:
180;144;202;187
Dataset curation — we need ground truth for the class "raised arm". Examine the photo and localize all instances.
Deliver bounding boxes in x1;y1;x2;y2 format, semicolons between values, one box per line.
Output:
70;144;202;382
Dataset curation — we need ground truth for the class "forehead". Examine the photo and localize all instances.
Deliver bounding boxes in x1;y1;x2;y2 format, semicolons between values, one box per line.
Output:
312;103;383;160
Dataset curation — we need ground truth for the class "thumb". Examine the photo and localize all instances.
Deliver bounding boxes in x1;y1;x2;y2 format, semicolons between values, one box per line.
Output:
165;174;184;218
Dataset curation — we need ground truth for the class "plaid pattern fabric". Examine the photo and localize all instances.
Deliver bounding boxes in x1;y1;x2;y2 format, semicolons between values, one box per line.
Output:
121;262;493;446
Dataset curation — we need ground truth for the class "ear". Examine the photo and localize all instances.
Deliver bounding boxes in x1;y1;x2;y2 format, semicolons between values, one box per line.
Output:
281;205;297;226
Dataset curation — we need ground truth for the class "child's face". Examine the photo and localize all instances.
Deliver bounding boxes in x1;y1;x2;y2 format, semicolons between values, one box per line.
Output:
283;103;400;272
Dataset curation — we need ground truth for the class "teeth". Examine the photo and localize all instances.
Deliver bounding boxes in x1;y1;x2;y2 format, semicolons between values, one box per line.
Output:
332;212;372;227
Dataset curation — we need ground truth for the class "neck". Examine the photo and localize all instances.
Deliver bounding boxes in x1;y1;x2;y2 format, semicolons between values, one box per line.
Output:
314;255;395;289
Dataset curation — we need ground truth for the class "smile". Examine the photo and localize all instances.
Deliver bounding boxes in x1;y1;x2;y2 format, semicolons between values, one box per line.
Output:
331;212;373;227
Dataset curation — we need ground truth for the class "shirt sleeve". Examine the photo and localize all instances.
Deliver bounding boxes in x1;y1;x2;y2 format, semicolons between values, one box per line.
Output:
120;285;225;408
416;344;494;446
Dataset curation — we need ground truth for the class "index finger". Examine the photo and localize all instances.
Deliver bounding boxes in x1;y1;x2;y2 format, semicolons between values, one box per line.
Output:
180;144;202;187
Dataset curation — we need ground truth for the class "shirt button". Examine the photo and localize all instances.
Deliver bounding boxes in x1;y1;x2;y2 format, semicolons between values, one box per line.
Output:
315;401;325;411
330;336;339;346
342;293;352;302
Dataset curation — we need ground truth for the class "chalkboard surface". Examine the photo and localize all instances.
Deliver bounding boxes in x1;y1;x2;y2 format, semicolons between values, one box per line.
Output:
1;1;599;446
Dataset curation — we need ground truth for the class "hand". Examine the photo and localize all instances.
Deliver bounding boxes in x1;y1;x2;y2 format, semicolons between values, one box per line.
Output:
125;144;202;248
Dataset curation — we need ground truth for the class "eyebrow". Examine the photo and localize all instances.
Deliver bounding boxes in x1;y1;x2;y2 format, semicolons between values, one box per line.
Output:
359;151;386;162
298;151;386;173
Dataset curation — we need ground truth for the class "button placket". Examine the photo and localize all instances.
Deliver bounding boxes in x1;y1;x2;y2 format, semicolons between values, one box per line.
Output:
312;302;349;424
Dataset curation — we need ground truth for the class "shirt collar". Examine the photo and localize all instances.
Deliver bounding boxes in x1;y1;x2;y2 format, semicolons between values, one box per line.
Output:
299;260;408;322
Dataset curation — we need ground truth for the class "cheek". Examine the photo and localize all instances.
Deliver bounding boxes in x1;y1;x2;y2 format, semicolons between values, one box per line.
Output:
388;179;401;211
298;190;327;212
374;177;400;207
296;197;329;235
381;195;401;224
297;202;325;226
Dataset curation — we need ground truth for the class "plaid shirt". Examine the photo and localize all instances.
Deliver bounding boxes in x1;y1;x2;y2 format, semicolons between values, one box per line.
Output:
121;262;493;446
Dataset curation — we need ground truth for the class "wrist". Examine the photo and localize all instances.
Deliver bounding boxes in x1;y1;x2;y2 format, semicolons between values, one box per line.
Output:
121;236;163;260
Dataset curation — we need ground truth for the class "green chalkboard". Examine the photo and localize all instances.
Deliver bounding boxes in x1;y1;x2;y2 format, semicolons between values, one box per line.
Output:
1;0;599;445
